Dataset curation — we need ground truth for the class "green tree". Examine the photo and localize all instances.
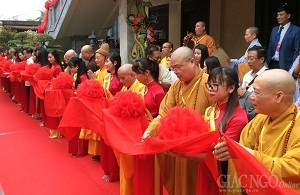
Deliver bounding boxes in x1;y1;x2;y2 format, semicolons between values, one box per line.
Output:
13;32;28;45
33;34;53;47
10;31;39;48
0;27;63;52
0;27;16;48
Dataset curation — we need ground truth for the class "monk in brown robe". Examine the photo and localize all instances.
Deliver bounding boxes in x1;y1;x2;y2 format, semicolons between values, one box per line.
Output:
142;46;212;195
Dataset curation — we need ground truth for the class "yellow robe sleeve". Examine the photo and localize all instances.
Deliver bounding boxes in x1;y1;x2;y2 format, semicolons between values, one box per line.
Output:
146;70;212;136
239;106;300;193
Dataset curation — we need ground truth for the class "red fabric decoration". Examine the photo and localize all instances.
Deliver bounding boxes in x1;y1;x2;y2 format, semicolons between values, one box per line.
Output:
102;109;149;150
37;0;59;33
76;79;104;99
108;91;145;118
102;100;217;155
1;60;13;73
31;67;52;99
0;56;5;63
32;80;51;100
9;71;21;82
58;79;107;139
158;106;209;140
25;63;41;76
58;97;108;140
10;61;26;71
100;114;298;194
51;72;73;89
102;109;219;155
44;89;75;117
9;61;27;82
34;66;53;80
224;134;299;195
21;63;41;81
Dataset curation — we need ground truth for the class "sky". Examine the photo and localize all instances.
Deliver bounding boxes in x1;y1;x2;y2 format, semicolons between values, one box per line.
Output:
0;0;45;21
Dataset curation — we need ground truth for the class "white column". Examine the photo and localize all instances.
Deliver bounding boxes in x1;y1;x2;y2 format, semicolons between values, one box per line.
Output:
119;0;132;64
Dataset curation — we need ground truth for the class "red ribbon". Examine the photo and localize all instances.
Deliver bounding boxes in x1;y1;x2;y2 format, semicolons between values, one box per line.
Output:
38;0;59;33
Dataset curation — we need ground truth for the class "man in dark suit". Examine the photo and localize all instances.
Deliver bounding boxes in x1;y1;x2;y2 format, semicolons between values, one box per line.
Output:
267;4;300;71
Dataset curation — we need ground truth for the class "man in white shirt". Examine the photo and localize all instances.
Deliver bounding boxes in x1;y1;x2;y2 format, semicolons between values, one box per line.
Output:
24;48;34;88
145;45;172;93
24;48;34;64
238;46;268;121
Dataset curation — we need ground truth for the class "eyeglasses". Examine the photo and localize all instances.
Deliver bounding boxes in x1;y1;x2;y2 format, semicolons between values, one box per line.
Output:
170;58;191;71
205;82;220;92
170;64;184;71
247;56;259;61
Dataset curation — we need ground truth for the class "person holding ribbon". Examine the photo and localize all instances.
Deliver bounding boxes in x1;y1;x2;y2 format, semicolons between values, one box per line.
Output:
173;67;248;194
214;69;300;194
141;46;212;195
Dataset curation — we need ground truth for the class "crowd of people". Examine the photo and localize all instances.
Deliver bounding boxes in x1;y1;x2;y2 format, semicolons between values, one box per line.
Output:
0;3;300;195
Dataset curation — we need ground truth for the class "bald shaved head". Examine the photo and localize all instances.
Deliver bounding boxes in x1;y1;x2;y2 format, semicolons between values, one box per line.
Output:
65;49;77;57
172;47;195;62
170;47;198;83
81;45;93;53
119;63;133;74
251;69;295;119
118;64;136;87
81;45;94;61
64;49;77;64
258;69;295;100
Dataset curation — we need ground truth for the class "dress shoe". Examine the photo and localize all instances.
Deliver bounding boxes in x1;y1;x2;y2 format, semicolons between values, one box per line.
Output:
71;153;77;157
91;155;100;161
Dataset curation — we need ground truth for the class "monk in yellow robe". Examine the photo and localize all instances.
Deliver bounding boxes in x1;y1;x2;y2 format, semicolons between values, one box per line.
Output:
114;63;145;195
142;47;212;195
82;43;109;159
214;69;300;194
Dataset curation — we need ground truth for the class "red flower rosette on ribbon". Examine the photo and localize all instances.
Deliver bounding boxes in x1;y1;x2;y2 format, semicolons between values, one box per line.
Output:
9;61;27;82
25;63;41;76
157;106;209;153
1;60;13;74
101;91;149;151
76;79;105;99
34;66;53;80
32;67;52;99
21;63;41;81
58;79;107;140
44;72;75;117
108;91;145;117
10;61;26;71
158;106;209;139
51;72;74;90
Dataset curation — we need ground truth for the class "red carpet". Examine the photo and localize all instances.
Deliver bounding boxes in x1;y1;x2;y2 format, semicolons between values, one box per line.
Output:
0;89;120;195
